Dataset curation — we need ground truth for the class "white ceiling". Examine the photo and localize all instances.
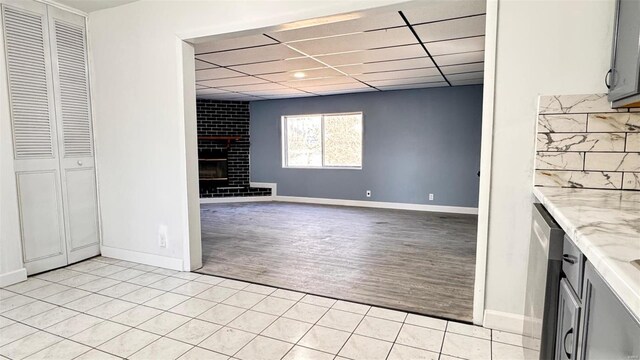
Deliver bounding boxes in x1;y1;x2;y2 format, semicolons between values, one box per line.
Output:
194;0;486;101
55;0;137;13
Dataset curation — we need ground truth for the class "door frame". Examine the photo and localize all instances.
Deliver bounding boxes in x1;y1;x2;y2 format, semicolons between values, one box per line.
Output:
178;0;499;326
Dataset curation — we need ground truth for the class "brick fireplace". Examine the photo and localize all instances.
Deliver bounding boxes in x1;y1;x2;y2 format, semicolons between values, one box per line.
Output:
197;99;271;198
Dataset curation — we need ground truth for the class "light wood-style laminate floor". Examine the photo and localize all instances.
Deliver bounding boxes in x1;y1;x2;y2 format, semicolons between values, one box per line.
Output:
199;202;477;322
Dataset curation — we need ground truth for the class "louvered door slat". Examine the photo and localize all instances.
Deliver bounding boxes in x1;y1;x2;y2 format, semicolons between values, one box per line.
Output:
53;20;92;158
3;6;54;159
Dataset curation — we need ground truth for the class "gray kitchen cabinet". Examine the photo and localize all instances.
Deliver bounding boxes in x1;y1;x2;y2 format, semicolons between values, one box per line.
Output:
577;261;640;360
555;279;581;360
608;0;640;107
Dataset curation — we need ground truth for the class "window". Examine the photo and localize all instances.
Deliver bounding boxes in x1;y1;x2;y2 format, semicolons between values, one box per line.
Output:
282;112;363;169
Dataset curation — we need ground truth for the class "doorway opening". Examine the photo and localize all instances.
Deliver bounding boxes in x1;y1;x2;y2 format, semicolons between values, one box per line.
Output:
181;0;496;324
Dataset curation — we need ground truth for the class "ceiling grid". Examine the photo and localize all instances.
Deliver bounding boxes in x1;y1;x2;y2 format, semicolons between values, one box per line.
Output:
193;0;486;101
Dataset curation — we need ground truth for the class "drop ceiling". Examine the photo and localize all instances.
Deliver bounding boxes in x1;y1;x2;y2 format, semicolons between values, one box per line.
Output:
194;0;486;101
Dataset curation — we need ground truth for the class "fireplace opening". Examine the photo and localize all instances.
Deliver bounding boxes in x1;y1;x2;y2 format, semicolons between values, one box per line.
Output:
199;149;228;189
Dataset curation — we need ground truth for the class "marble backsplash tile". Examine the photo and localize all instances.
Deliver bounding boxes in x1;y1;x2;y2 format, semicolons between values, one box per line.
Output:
623;173;640;190
536;133;625;152
627;133;640;152
536;170;622;189
535;93;639;190
539;94;628;114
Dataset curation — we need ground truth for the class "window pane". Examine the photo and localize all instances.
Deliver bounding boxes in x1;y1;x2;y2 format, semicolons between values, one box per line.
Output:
323;114;362;167
285;115;322;167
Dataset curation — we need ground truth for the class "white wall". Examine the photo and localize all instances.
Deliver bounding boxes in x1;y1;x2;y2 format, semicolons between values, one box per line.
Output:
483;0;615;331
86;0;407;270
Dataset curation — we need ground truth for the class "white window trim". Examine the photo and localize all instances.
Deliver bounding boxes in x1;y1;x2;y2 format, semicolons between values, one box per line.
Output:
281;111;363;170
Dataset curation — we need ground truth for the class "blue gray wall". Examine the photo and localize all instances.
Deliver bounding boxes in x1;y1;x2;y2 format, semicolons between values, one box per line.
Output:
249;86;483;208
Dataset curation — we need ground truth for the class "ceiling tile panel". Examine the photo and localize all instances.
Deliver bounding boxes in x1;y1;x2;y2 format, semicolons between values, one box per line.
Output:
240;89;310;97
451;78;483;86
229;57;324;75
283;76;357;88
260;67;344;82
295;82;371;93
402;0;486;24
337;57;434;75
287;27;416;56
355;68;441;82
196;88;233;95
441;62;484;74
199;94;264;101
447;71;484;81
195;59;216;70
315;44;426;67
426;36;485;56
313;87;378;96
195;67;245;81
269;13;405;43
198;76;268;88
433;51;485;66
194;34;277;54
378;82;449;91
197;44;301;66
413;15;486;42
260;93;315;100
219;83;289;92
367;75;444;87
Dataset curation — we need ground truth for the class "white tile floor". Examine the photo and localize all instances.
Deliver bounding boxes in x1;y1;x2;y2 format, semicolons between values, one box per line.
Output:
0;257;540;360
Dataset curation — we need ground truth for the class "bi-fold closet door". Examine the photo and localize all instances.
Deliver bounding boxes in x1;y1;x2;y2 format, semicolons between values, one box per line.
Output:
2;0;99;275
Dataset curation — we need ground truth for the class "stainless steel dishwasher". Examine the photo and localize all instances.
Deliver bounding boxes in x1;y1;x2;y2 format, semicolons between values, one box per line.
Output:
523;203;565;359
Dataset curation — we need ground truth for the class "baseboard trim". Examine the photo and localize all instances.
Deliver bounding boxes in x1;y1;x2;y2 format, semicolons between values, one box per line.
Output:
0;268;27;287
273;196;479;215
250;182;277;195
483;309;525;334
200;196;273;204
100;246;183;271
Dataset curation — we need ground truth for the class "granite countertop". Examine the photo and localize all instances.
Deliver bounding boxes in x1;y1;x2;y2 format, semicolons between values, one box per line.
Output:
533;187;640;320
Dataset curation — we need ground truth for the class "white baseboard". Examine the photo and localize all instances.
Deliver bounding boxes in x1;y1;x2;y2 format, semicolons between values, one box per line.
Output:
250;182;277;195
483;309;526;334
101;246;184;271
0;268;27;287
273;196;478;215
200;196;272;204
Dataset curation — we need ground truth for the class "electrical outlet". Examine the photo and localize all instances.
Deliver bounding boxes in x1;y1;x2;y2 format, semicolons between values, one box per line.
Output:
429;193;434;201
366;190;372;197
158;225;168;248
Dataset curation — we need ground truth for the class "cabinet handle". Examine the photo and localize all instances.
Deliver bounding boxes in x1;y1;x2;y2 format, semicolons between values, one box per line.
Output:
605;69;612;89
563;327;574;359
77;160;83;166
562;254;576;264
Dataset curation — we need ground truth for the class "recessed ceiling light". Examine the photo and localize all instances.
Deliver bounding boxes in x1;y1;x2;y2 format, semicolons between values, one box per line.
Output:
293;72;306;79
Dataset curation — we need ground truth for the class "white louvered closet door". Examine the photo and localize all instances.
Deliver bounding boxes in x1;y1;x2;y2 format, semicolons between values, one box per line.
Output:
2;1;69;274
48;6;100;264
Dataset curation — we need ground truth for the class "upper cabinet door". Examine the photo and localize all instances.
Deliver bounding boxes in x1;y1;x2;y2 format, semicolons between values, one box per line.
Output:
608;0;640;104
48;6;100;263
2;1;69;273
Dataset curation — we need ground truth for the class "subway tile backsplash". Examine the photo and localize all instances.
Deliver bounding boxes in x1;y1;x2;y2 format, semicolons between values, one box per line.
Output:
535;93;639;190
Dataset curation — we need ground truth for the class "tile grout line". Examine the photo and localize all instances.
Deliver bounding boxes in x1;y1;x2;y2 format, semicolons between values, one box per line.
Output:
383;312;409;360
437;320;448;360
331;305;372;359
276;296;336;359
2;258;535;360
